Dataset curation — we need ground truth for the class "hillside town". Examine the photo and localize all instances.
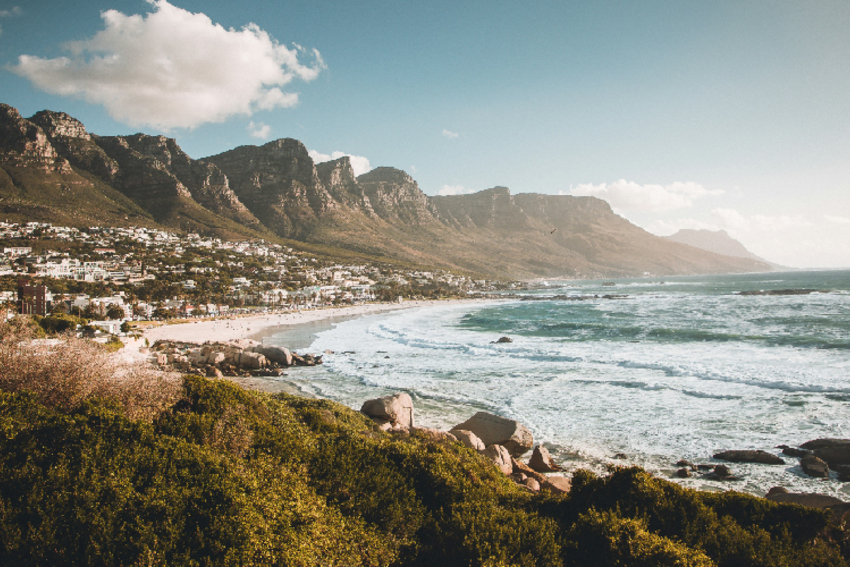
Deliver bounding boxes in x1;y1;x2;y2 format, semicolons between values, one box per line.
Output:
0;222;518;329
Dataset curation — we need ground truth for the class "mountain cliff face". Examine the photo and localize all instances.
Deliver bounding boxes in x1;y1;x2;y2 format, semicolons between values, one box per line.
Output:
0;102;773;278
0;105;266;239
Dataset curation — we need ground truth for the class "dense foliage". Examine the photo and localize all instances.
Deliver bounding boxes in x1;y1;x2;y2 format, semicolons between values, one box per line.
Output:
0;372;848;566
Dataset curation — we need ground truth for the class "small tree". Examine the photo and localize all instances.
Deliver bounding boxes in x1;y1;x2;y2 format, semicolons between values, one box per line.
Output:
105;304;125;320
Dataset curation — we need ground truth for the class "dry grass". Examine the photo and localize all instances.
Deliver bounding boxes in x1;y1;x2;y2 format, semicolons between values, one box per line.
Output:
0;316;181;420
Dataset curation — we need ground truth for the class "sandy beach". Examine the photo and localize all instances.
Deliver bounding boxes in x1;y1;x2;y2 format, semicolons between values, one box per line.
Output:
143;301;438;344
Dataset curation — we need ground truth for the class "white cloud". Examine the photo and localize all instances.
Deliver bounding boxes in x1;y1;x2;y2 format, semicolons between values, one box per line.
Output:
0;6;22;36
8;0;324;130
247;121;271;139
712;208;811;232
442;129;459;139
437;185;473;196
569;179;722;212
825;215;850;225
308;150;372;176
644;218;719;236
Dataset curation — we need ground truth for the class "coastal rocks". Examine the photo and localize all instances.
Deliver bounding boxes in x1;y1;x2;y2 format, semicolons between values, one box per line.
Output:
812;447;850;468
541;476;572;495
780;446;812;459
452;412;533;457
452;429;486;452
528;445;562;473
250;344;293;366
713;450;784;465
150;339;318;376
511;458;548;484
707;464;737;481
482;444;513;475
361;393;414;429
494;336;513;343
800;455;830;478
800;438;850;450
835;465;850;482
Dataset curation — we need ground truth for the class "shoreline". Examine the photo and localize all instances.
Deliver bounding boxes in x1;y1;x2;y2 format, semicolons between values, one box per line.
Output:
142;301;430;345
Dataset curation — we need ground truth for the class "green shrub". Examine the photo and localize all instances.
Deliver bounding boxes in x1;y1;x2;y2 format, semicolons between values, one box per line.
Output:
0;372;847;566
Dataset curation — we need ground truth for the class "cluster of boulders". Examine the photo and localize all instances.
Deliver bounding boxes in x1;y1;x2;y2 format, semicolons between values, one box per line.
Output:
359;393;572;494
150;339;322;378
778;439;850;481
677;441;850;483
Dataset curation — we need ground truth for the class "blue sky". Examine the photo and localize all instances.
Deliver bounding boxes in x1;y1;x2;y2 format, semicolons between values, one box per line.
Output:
2;0;849;267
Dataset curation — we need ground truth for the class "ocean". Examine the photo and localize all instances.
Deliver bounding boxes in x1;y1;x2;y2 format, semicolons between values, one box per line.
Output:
265;270;850;497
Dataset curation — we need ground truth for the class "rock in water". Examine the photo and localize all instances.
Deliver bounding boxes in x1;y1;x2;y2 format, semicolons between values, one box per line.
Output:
713;450;784;465
452;412;533;457
360;392;414;428
813;447;850;467
800;455;830;478
800;439;850;450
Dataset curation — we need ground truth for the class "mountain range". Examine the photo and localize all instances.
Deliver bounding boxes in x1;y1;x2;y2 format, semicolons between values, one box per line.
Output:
0;102;772;279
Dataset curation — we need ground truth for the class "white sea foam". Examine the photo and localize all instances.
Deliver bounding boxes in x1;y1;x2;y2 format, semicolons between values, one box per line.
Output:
268;272;850;498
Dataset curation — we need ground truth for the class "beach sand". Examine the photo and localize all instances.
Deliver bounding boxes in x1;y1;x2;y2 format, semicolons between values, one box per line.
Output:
118;301;447;369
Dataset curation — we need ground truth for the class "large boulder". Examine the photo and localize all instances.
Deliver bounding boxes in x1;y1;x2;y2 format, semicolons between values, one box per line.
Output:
511;458;547;483
360;393;414;428
800;439;850;450
452;412;533;457
250;344;293;366
452;429;486;452
813;447;850;467
800;455;830;478
237;351;267;370
541;476;572;495
528;445;562;473
713;450;784;465
482;444;513;475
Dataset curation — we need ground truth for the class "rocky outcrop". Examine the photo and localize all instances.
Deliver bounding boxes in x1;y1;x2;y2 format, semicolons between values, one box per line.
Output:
204;139;333;237
713;450;784;465
151;339;320;376
360;392;414;429
482;444;513;475
452;429;486;452
528;445;562;473
452;412;534;457
0;104;67;171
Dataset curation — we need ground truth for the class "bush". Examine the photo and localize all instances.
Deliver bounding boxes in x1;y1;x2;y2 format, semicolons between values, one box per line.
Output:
0;365;847;566
0;317;179;420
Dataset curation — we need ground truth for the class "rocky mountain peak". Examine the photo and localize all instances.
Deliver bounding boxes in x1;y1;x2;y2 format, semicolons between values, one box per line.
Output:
0;104;67;171
356;166;415;186
29;110;91;141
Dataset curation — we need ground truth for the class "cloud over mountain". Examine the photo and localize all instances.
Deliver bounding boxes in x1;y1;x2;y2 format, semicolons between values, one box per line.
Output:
9;0;324;130
308;150;372;176
569;180;721;212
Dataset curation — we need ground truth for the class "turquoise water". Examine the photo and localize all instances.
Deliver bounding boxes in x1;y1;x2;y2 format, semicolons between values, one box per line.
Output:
267;270;850;496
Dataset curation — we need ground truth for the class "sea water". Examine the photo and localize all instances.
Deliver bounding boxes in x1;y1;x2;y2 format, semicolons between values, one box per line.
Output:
266;270;850;497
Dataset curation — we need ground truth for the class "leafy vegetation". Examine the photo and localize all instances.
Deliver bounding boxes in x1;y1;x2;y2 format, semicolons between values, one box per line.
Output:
0;322;847;565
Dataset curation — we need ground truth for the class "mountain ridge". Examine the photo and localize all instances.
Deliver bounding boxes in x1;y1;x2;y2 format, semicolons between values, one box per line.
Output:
0;102;773;279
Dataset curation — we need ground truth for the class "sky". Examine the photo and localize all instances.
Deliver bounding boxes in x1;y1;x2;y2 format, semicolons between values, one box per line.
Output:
1;1;849;268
